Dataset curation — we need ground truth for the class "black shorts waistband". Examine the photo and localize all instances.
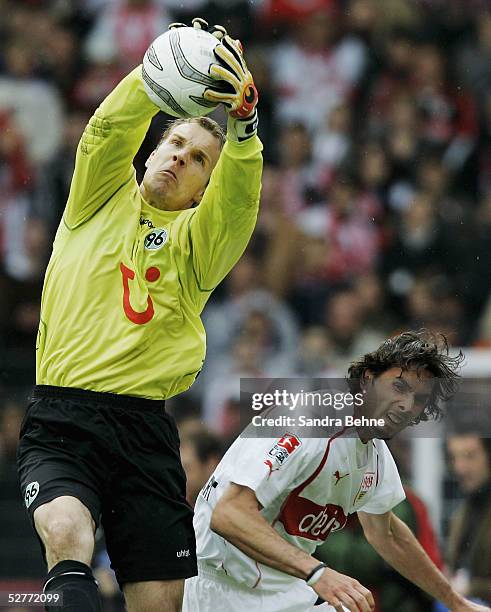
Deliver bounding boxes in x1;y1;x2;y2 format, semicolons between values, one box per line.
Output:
32;385;166;411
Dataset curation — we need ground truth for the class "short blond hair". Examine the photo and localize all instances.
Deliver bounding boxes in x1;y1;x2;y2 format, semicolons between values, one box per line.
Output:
158;116;225;150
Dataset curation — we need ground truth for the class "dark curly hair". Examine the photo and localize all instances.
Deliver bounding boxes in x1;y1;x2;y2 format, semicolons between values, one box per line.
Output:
347;330;464;422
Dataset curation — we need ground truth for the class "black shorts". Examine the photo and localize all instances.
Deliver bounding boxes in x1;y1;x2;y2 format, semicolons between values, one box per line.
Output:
17;385;197;586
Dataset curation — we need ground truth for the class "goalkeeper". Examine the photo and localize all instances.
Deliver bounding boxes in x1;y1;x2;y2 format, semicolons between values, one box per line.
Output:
17;18;261;612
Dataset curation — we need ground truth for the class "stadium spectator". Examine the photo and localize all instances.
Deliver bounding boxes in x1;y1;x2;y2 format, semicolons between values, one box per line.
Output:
357;141;390;214
71;60;124;112
293;326;335;377
202;331;285;439
271;121;318;217
312;104;353;190
0;38;63;165
84;0;171;71
203;261;299;372
271;8;367;130
446;435;491;604
411;42;478;174
0;111;35;280
0;109;47;350
367;28;418;136
353;273;394;336
323;287;385;371
382;192;447;293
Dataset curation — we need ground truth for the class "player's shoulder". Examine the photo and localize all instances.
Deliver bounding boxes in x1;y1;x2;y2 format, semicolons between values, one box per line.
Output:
228;429;326;467
371;438;399;475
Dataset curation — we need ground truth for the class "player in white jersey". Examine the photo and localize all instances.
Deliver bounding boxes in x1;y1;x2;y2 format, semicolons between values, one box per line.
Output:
184;331;490;612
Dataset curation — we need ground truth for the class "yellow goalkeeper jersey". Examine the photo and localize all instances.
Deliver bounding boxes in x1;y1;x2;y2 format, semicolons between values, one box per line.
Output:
36;66;263;399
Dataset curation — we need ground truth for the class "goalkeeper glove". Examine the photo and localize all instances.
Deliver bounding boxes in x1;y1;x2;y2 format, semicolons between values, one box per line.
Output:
204;35;258;120
169;19;259;142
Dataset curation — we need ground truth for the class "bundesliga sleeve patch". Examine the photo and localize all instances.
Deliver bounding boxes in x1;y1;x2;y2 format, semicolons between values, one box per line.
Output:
264;433;302;474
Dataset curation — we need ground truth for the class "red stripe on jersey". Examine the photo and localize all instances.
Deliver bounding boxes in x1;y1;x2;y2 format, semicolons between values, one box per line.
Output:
252;561;262;589
293;427;349;497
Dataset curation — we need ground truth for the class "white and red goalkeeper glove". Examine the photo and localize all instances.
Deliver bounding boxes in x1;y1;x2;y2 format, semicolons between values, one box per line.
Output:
170;18;259;141
204;35;258;119
204;34;259;142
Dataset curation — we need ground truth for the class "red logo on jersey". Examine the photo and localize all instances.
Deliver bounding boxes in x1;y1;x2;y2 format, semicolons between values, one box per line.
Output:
264;459;279;476
277;434;301;454
354;471;375;503
120;262;160;325
279;496;347;541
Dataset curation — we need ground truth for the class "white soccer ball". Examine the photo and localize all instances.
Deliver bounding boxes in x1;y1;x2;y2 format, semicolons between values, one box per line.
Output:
142;26;222;118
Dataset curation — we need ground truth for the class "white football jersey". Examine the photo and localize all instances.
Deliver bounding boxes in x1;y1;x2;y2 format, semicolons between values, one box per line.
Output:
194;425;405;592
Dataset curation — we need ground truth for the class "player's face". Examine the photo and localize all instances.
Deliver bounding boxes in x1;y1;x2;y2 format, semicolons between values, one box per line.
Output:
447;436;491;493
141;122;221;211
358;366;435;440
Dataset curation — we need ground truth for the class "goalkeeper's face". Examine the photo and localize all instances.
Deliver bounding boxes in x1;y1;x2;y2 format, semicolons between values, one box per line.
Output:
141;122;221;211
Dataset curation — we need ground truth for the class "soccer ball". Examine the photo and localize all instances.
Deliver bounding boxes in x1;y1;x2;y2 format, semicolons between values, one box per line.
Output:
142;26;222;118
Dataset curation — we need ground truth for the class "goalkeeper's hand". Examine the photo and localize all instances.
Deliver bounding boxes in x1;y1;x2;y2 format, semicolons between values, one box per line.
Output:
171;18;259;118
169;18;259;141
204;35;258;120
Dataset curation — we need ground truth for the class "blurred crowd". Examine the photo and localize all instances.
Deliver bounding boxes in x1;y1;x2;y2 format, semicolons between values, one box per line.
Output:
1;0;491;609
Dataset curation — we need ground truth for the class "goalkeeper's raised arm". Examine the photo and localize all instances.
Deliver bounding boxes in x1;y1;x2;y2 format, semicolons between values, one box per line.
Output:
64;67;159;229
185;21;262;299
